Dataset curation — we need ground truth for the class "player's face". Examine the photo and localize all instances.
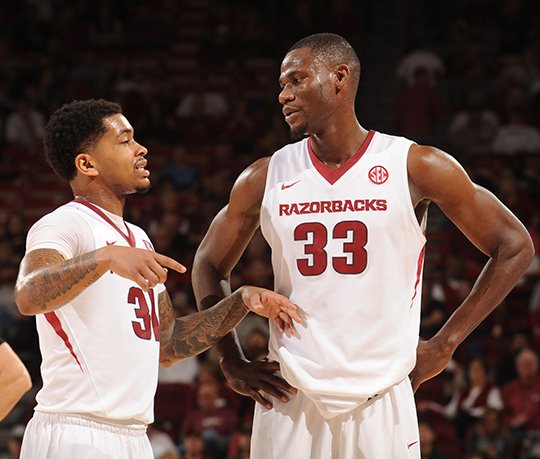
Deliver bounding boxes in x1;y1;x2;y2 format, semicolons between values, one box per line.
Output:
278;47;338;140
91;114;150;195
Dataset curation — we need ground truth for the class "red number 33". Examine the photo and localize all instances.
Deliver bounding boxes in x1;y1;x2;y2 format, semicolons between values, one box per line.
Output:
294;220;368;276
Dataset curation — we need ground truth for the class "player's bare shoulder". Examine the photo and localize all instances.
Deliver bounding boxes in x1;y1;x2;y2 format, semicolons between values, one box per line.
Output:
235;157;271;190
407;143;472;205
229;157;271;216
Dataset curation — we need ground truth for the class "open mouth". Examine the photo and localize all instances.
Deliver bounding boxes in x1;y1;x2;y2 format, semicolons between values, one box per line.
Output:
136;161;150;177
283;108;300;122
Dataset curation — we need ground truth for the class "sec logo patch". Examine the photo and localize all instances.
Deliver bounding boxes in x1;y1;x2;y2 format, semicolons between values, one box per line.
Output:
368;166;388;184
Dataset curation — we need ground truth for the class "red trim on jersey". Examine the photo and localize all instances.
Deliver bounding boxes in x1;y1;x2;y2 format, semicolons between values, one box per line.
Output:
73;199;136;247
148;290;160;341
308;130;375;185
44;312;84;372
410;247;426;309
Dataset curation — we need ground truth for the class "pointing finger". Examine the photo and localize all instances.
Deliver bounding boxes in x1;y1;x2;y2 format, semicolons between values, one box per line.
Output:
154;253;187;273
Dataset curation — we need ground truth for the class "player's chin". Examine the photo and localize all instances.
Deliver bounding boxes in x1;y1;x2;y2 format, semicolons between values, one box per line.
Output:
135;180;151;194
289;124;307;141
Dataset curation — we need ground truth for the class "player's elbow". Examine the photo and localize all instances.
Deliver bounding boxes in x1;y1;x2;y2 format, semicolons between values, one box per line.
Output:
0;361;32;421
16;366;32;395
14;287;37;316
501;226;535;271
159;355;179;368
159;359;174;368
159;345;181;367
515;228;535;264
522;233;536;267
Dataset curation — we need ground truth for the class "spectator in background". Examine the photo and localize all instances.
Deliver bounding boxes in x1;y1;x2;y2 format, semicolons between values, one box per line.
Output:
502;348;540;449
0;424;26;459
496;331;531;386
465;408;511;459
223;99;258;154
492;108;540;154
419;357;504;439
5;99;45;149
181;382;238;459
1;211;28;259
396;67;444;144
420;281;448;340
226;423;251;459
396;48;445;86
180;431;209;459
159;146;200;191
176;78;228;119
418;420;451;459
447;89;500;157
148;424;181;459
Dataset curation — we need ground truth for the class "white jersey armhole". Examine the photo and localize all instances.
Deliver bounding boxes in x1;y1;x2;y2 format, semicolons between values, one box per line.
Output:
402;142;427;244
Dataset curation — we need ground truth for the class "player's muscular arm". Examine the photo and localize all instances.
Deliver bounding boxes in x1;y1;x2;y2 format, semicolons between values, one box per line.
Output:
15;248;108;315
408;145;534;390
192;157;270;356
192;157;299;407
159;286;300;366
15;246;185;316
159;290;248;366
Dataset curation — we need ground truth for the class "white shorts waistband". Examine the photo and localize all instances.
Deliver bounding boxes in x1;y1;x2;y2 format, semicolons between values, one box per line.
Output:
32;412;147;437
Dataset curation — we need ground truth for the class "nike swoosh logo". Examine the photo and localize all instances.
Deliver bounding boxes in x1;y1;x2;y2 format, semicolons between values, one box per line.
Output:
281;180;301;190
106;241;117;245
407;441;418;449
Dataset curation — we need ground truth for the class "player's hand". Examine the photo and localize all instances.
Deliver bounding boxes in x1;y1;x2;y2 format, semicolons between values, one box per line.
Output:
220;356;297;409
239;286;303;335
409;338;455;393
99;246;186;291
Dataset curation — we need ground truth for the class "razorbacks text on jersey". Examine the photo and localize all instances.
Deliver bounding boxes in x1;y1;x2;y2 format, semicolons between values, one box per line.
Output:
260;131;426;418
26;200;165;425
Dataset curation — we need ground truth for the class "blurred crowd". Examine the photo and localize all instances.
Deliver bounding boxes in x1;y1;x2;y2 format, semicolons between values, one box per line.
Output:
0;0;539;458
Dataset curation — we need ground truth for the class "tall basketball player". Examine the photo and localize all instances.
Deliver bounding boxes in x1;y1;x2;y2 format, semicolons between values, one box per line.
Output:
14;99;301;459
191;34;534;458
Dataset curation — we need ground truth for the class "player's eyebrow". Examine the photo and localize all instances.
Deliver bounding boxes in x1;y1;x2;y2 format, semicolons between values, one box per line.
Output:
115;128;133;137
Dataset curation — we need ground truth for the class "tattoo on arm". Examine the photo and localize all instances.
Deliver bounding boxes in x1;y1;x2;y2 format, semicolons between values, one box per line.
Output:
17;249;105;313
158;291;175;358
161;291;248;363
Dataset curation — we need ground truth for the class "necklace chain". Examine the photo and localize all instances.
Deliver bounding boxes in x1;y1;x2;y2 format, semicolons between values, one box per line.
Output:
322;159;342;168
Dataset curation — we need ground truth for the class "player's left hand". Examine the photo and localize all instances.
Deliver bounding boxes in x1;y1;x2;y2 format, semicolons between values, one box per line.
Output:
409;338;455;393
240;286;303;335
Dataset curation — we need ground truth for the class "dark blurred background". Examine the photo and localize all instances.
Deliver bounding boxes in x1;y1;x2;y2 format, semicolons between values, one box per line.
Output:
0;0;539;458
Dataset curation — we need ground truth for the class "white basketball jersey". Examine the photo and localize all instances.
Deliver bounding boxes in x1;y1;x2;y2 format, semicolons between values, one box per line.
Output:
260;131;426;418
26;200;165;425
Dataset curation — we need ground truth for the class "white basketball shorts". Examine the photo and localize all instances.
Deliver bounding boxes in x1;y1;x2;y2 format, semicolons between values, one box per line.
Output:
20;412;154;459
251;377;420;459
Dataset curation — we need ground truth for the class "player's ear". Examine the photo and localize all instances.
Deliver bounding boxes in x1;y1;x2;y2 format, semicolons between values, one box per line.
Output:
335;64;350;93
74;153;98;177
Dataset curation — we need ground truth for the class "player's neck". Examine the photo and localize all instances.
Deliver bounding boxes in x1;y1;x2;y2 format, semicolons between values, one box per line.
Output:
310;122;369;167
73;193;125;217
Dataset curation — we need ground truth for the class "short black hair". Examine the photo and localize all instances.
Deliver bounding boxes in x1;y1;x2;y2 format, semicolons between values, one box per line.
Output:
44;99;122;181
287;33;361;93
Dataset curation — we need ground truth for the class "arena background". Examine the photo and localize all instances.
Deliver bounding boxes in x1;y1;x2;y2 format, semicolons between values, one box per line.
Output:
0;0;539;457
